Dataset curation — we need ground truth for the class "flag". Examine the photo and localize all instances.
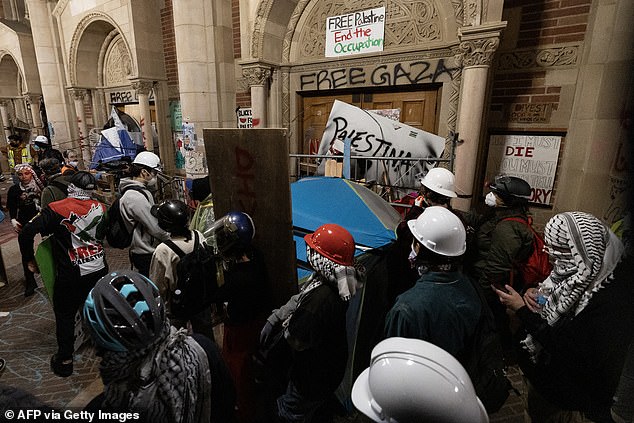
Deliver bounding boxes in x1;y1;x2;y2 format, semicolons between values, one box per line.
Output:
110;106;125;130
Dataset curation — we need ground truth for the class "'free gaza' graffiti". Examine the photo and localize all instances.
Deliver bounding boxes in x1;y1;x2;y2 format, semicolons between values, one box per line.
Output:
299;59;456;91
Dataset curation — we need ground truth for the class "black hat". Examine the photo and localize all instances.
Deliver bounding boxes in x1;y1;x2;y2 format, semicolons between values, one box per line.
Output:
151;200;189;232
70;171;96;190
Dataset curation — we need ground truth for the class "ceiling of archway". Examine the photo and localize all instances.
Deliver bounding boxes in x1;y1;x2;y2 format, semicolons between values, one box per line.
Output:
297;0;441;59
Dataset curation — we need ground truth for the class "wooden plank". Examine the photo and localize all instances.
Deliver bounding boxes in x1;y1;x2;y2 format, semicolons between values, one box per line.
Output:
203;128;297;306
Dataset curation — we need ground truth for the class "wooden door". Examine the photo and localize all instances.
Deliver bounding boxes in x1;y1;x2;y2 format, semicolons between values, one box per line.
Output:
301;94;354;155
363;90;438;133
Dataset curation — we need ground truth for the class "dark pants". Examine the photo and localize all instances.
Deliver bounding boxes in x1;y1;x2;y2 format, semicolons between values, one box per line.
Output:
277;380;325;423
22;260;37;293
130;253;153;277
53;268;107;360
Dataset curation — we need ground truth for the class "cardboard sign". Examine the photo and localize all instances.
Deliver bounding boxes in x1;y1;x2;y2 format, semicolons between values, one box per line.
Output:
485;134;562;205
317;100;445;189
325;7;385;57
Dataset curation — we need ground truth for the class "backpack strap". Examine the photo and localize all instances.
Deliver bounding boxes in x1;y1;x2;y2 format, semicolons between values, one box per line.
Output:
121;185;151;202
163;239;186;258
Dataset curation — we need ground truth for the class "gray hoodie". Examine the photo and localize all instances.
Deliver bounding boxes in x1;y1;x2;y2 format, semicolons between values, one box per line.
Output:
118;178;169;254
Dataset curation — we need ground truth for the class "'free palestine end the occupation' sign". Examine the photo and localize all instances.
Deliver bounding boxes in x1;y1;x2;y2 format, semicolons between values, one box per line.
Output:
325;7;385;58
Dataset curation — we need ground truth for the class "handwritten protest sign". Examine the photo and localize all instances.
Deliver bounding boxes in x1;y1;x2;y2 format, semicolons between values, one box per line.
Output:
325;7;385;57
485;134;562;205
317;100;445;189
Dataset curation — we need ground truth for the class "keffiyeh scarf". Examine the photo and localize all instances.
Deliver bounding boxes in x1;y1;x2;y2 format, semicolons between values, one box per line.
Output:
306;245;365;301
14;163;43;194
521;212;624;362
67;183;92;200
100;322;211;423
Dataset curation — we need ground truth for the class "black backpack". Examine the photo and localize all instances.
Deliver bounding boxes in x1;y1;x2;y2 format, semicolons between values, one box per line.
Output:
106;185;150;249
461;277;513;414
163;231;219;319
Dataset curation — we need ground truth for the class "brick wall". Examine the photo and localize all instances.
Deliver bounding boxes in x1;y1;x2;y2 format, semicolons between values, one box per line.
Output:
491;0;592;118
160;0;179;95
232;0;251;108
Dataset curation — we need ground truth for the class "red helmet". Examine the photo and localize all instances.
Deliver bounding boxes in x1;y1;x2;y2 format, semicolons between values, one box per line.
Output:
304;224;355;266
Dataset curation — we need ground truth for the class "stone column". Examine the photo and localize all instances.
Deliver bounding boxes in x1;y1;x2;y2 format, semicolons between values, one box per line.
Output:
242;64;271;128
131;80;154;152
24;94;43;136
454;23;506;211
0;101;12;140
69;88;91;168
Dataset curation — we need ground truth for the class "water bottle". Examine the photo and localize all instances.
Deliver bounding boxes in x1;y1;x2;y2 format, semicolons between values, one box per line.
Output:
536;285;552;306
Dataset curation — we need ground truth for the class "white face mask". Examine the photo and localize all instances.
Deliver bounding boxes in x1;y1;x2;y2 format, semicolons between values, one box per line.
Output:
485;192;498;207
147;176;158;188
69;161;79;167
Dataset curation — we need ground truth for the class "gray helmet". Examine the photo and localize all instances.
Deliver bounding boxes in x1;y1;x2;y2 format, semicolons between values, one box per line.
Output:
489;175;531;205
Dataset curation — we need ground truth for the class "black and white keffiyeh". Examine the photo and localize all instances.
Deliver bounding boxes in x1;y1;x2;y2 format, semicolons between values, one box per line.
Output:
67;183;92;200
522;212;624;362
306;245;365;301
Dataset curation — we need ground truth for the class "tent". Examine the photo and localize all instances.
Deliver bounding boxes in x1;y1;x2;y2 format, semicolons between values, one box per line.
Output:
291;176;402;411
292;177;400;280
90;126;138;169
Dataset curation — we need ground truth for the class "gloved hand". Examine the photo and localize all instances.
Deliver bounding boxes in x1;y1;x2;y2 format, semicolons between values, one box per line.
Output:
259;321;275;347
414;195;425;208
11;219;22;232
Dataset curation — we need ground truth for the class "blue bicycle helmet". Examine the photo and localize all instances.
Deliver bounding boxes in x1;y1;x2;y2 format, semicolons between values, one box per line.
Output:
206;211;255;255
83;270;165;352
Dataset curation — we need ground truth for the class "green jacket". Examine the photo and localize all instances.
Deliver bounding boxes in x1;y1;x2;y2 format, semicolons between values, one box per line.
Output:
472;207;534;290
40;174;70;209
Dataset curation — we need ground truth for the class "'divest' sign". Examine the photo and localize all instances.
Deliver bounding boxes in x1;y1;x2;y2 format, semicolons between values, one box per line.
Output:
325;7;385;58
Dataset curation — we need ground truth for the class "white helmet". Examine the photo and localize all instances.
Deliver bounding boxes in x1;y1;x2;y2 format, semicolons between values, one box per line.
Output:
33;135;50;146
352;337;488;423
407;206;466;256
133;151;162;171
420;167;457;198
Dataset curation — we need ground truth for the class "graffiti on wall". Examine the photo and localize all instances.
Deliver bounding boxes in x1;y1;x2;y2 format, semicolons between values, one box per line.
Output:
299;59;456;91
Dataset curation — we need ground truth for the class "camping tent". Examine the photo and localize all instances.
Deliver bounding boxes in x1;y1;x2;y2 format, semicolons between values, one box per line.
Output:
291;177;402;411
90;126;138;169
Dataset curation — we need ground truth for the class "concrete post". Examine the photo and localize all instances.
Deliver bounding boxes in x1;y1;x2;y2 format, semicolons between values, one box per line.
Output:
131;80;154;152
69;88;91;168
453;22;506;211
0;101;12;140
242;64;271;128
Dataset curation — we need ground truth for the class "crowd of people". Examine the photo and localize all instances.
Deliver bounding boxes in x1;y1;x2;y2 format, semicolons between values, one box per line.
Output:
0;134;632;423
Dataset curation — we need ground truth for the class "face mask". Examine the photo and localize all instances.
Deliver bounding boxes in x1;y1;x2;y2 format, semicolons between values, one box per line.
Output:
552;257;577;279
485;192;497;207
147;176;158;188
408;242;418;267
69;161;79;167
32;144;40;151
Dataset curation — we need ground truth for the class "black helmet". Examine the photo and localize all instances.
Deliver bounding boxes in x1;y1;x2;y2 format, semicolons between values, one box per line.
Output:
206;211;255;255
70;171;96;190
83;270;165;352
39;158;61;176
489;175;531;205
151;199;189;232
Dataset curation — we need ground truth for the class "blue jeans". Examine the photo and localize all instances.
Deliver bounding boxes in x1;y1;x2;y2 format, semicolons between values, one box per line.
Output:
276;380;324;423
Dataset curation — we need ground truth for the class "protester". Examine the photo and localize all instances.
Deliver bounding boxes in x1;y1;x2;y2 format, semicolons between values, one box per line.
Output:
466;174;533;349
352;337;489;423
495;211;634;422
7;163;43;296
5;134;34;176
260;223;363;422
39;158;70;209
83;270;236;423
118;151;169;275
388;167;460;303
207;211;270;423
385;206;481;358
31;135;64;164
61;149;79;175
19;171;108;377
148;199;214;339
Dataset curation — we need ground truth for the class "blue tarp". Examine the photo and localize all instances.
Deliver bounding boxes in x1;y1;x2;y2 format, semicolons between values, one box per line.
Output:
292;177;401;280
90;127;138;169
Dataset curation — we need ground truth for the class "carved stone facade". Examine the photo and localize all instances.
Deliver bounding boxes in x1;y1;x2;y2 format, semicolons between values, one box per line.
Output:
458;37;499;67
242;65;272;87
104;36;132;87
131;80;154;95
297;0;441;59
496;44;581;72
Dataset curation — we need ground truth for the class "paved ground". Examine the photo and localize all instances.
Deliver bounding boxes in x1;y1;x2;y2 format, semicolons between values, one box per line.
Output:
0;184;528;421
